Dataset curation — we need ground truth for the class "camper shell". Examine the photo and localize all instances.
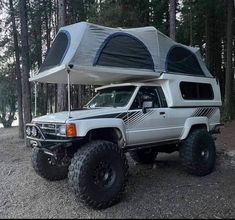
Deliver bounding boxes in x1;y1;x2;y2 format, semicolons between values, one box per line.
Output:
26;22;222;210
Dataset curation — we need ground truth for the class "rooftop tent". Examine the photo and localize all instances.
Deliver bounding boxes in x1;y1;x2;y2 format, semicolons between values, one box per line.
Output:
29;22;213;85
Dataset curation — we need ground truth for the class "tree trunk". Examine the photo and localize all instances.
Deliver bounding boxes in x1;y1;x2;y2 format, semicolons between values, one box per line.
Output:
78;85;82;108
205;8;213;73
34;0;44;116
189;5;193;46
72;85;79;109
169;0;176;40
57;0;67;112
224;0;234;120
9;0;24;138
19;0;32;127
44;0;52;114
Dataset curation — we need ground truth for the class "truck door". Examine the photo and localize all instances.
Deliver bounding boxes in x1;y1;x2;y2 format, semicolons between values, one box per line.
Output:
126;86;180;146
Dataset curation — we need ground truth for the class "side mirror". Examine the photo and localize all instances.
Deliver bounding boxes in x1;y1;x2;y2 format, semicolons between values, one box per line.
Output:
142;101;153;114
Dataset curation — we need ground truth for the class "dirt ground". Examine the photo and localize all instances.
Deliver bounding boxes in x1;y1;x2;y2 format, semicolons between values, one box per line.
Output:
215;120;235;153
0;123;235;219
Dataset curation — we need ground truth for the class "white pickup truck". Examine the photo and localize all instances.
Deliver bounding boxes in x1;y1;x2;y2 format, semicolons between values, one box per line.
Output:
26;72;222;209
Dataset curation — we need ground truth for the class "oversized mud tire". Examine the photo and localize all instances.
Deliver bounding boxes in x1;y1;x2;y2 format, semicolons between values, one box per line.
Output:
129;148;158;164
180;129;216;176
68;140;128;209
31;147;69;181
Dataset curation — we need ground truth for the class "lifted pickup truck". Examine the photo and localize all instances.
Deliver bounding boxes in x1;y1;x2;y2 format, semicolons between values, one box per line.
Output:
26;73;222;209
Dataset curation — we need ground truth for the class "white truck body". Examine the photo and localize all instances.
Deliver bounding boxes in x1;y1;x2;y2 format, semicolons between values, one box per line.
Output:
28;73;221;149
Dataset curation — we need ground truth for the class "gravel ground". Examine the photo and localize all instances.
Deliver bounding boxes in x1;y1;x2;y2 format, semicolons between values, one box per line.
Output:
0;127;235;219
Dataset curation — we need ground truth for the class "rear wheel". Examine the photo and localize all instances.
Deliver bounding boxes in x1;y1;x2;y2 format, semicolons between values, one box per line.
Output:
180;129;216;176
68;140;128;209
31;147;70;181
129;148;158;164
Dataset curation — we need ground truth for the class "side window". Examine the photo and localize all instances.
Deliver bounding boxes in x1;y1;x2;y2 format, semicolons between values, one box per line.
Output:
180;82;214;100
130;87;161;110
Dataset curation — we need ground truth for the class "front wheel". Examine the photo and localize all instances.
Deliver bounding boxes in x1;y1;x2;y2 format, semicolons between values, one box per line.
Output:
31;147;69;181
68;140;128;209
180;129;216;176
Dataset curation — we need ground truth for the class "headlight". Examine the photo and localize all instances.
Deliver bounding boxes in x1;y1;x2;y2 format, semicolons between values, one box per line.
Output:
56;124;77;137
26;126;31;136
57;125;66;136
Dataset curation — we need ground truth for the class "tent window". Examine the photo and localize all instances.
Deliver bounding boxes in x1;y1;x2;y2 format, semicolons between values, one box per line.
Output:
39;31;70;73
94;33;154;70
166;46;204;76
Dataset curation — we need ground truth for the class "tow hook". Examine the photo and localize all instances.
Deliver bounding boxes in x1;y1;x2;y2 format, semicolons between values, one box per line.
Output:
30;140;39;147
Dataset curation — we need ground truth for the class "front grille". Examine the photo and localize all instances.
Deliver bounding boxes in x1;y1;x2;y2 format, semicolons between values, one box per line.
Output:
36;123;61;136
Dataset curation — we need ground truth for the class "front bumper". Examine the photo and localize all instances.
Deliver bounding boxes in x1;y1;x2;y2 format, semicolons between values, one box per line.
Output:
26;123;83;148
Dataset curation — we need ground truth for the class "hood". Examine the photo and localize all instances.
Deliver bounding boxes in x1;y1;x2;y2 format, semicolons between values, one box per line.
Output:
32;108;127;124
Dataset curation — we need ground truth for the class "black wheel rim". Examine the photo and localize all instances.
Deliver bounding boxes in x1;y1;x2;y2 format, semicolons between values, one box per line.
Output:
93;161;116;189
47;156;56;166
199;145;210;162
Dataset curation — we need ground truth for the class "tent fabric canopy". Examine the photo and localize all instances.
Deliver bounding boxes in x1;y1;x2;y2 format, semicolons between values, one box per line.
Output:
94;33;154;70
166;45;205;76
39;31;70;73
30;22;213;85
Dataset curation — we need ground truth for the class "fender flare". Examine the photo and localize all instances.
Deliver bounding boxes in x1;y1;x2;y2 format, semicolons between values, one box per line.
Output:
180;117;209;140
74;118;127;146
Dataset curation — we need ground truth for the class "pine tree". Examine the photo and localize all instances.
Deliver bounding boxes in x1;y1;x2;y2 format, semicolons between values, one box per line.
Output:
57;0;67;112
9;0;24;138
224;0;234;120
19;0;32;131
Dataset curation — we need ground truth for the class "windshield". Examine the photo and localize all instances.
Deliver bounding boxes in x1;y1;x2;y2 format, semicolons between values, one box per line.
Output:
86;86;136;108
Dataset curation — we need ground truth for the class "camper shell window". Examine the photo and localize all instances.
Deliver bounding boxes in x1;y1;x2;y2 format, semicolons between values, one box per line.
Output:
94;33;154;70
166;46;204;76
180;82;214;100
39;31;70;73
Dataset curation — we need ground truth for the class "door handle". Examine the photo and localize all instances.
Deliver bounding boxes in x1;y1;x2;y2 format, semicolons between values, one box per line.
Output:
159;112;165;115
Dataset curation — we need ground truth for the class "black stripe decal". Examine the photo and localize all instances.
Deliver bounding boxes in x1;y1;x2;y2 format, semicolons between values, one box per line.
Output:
170;105;220;108
208;108;216;118
191;107;217;118
116;112;127;119
204;108;211;117
201;108;208;116
71;113;121;120
71;111;138;121
193;108;200;117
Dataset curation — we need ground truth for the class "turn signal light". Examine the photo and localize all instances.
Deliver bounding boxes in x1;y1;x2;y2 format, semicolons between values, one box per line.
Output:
66;124;77;137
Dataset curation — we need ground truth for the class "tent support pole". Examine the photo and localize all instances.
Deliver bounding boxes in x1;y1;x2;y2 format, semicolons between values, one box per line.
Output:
34;82;37;117
67;69;71;118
